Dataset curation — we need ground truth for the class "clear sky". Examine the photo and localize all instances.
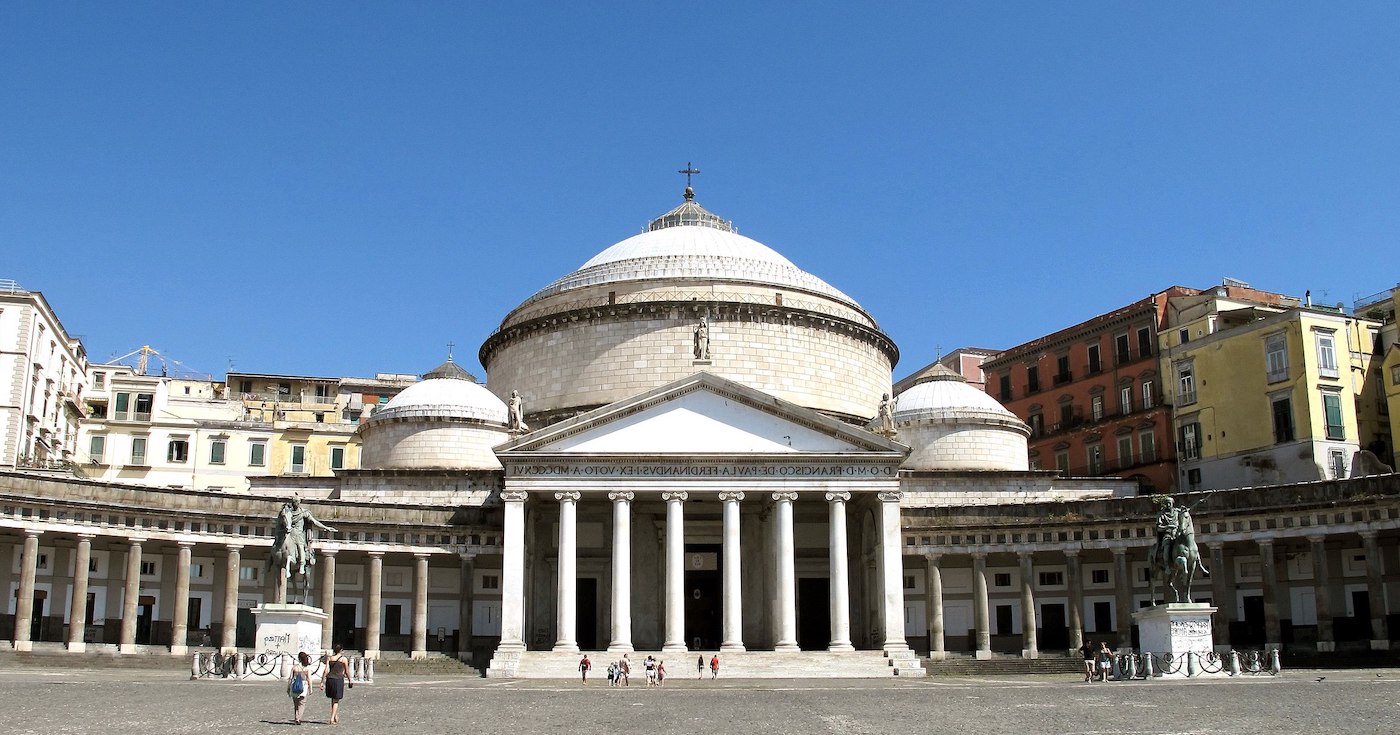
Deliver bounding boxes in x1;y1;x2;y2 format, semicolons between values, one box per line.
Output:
2;3;1396;383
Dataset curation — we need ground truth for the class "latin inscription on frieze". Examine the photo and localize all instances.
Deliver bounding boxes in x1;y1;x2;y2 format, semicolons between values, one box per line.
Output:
507;464;896;478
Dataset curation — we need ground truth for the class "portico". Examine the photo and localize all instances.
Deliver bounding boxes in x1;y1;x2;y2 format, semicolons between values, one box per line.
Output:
486;373;913;675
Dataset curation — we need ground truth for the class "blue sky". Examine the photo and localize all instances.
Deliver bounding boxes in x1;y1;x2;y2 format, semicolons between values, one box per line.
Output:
2;3;1396;382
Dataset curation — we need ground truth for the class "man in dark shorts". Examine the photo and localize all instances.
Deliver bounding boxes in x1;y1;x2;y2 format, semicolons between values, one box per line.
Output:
1079;639;1095;681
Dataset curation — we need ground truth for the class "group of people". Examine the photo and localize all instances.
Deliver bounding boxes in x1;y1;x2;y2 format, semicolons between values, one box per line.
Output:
286;643;355;725
1078;640;1117;682
578;653;721;686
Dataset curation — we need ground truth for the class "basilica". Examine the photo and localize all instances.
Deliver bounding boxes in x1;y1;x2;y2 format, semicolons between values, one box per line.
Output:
2;190;1397;677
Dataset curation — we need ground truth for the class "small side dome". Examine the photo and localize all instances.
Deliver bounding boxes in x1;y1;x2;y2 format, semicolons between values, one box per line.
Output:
359;362;509;471
894;364;1030;471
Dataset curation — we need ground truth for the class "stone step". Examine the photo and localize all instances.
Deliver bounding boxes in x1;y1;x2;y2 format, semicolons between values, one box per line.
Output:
0;646;192;671
922;655;1083;676
497;650;924;679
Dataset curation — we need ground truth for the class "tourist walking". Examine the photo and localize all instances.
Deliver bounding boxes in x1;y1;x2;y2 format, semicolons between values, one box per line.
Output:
644;655;658;687
287;651;312;725
320;643;353;725
709;654;720;679
619;654;631;686
607;661;617;687
1079;639;1095;682
579;654;591;685
1097;642;1114;682
657;660;666;686
697;654;705;679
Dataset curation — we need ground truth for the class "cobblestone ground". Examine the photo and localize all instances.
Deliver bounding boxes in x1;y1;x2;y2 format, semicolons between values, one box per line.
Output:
3;668;1397;735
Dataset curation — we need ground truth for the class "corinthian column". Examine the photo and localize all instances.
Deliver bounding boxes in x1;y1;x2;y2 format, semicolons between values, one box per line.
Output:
662;491;689;652
719;491;745;651
826;491;854;651
772;491;799;651
608;491;635;652
553;491;581;652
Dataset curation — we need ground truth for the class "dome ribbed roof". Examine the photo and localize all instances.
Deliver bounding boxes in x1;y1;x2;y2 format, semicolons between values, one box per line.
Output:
893;364;1020;422
516;197;861;308
372;377;508;424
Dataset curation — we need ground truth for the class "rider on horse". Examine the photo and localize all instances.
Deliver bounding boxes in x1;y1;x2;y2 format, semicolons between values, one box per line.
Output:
1148;493;1211;603
269;495;336;604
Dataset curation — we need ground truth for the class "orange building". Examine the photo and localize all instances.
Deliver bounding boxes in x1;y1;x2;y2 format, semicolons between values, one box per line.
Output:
981;288;1198;494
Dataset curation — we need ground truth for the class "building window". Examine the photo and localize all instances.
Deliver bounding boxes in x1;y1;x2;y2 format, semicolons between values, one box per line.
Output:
1142;381;1155;410
1114;334;1130;365
167;439;189;463
1059;402;1074;427
1176;364;1196;405
1026;365;1040;394
1117;435;1134;469
1055;355;1072;385
1087;444;1104;474
1271;396;1294;443
209;438;226;465
1139;430;1157;464
1179;328;1190;345
93;372;106;389
330;446;345;470
1330;450;1347;479
290;444;307;474
993;573;1012;587
1091;569;1110;585
482;574;500;590
1323;391;1345;440
1055;451;1069;474
1137;327;1152;358
1091;395;1104;421
239;566;259;581
134;393;154;421
130;436;147;465
114;392;130;420
1028;413;1044;437
1178;422;1200;461
1265;333;1288;383
1315;331;1338;379
1186;467;1202;490
1393;365;1400;385
999;374;1012;401
1120;386;1132;415
140;561;156;575
1087;344;1102;374
89;435;105;464
1038;571;1064;587
249;442;266;467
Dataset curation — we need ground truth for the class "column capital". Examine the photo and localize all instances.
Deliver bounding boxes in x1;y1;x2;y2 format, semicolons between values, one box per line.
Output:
661;491;689;502
771;491;798;503
23;530;42;540
1306;534;1328;544
225;544;244;553
1257;538;1275;549
922;552;942;564
414;552;430;560
608;490;635;503
320;547;339;558
1016;550;1034;561
1063;548;1080;558
366;550;385;558
876;490;903;503
554;491;582;503
1359;530;1379;541
1111;546;1127;557
825;491;851;503
76;533;98;543
717;491;745;502
176;540;196;549
127;538;146;547
501;490;529;503
458;551;479;563
971;551;988;561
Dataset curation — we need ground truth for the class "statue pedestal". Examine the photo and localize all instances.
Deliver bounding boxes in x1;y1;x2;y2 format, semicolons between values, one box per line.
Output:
1133;603;1219;678
252;603;327;657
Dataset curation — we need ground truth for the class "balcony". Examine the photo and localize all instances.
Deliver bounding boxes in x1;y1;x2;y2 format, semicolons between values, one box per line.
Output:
1177;390;1197;406
1053;372;1073;386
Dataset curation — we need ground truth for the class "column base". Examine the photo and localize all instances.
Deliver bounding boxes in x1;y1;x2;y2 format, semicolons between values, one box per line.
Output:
720;643;746;652
67;641;87;653
774;643;800;652
169;645;188;657
927;651;947;662
1315;641;1336;652
661;643;688;652
827;643;854;652
552;643;580;653
607;644;634;653
364;649;381;660
1021;648;1039;659
14;640;32;652
974;649;993;660
410;650;428;660
882;643;911;654
219;646;238;655
1371;639;1390;651
118;643;139;654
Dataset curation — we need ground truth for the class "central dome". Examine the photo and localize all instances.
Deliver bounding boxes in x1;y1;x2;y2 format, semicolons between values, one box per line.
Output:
518;199;859;310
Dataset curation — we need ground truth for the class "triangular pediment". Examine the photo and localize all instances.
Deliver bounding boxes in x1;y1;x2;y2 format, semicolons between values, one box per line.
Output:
496;373;906;457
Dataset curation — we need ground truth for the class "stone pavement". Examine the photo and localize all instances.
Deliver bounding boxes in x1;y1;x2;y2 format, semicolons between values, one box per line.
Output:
3;667;1398;735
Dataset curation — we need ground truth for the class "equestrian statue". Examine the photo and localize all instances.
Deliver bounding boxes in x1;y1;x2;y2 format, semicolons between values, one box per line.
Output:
267;495;336;605
1147;493;1211;604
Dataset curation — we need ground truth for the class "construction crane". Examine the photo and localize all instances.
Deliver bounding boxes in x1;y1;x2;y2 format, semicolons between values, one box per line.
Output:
106;345;211;380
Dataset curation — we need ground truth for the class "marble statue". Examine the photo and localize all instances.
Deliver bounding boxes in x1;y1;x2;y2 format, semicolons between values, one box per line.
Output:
1147;494;1210;604
693;317;710;360
268;495;336;605
509;390;529;433
876;393;896;437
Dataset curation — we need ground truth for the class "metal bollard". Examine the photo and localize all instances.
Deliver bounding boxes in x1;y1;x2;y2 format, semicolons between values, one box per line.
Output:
1125;653;1137;680
191;653;200;680
1186;651;1197;678
1142;652;1154;678
366;657;374;683
279;653;292;680
1269;648;1281;675
1228;650;1241;676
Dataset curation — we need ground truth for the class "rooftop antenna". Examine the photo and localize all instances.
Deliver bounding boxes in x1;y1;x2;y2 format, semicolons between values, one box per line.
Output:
447;341;455;362
678;162;700;201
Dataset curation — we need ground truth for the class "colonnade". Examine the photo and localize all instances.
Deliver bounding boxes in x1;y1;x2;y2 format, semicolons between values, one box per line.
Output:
918;532;1394;658
496;488;909;654
7;529;471;660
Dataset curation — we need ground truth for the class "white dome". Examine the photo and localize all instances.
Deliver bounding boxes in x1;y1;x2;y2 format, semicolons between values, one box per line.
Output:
374;378;508;424
893;365;1020;423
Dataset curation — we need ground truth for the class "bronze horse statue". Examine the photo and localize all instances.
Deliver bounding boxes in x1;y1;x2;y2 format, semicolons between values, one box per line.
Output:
267;498;334;605
1148;500;1210;603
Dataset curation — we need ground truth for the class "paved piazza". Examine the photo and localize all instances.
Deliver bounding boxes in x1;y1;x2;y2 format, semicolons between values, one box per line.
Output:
2;668;1396;735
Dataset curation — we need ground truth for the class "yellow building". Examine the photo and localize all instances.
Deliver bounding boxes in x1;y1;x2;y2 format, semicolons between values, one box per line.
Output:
1159;284;1380;490
1355;285;1399;465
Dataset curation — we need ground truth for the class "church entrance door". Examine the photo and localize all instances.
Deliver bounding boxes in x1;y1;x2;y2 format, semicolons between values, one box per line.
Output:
684;545;721;651
797;578;830;650
577;578;598;650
